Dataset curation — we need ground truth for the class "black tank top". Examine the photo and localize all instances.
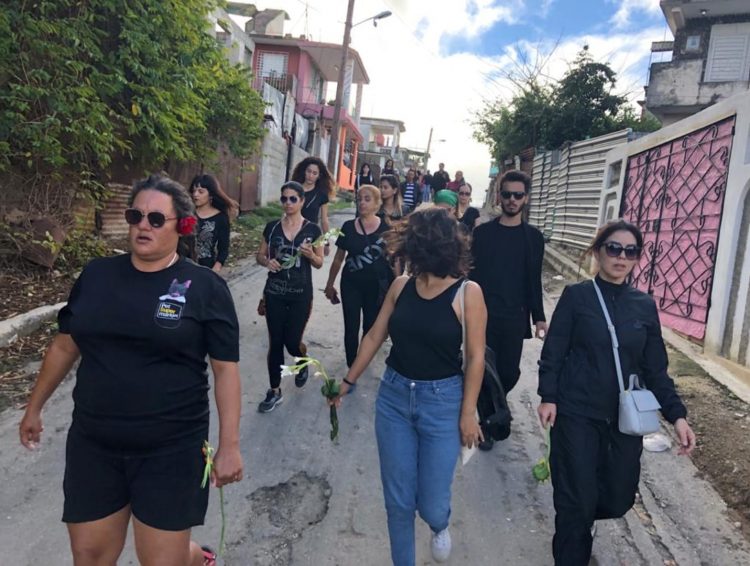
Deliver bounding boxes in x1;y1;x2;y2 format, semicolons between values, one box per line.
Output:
386;278;463;380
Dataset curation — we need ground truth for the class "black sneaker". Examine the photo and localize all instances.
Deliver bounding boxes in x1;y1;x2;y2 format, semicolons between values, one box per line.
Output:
478;437;495;451
295;365;309;388
258;388;283;413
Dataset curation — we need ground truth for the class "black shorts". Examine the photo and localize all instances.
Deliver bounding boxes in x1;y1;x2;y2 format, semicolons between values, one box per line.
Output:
62;427;209;531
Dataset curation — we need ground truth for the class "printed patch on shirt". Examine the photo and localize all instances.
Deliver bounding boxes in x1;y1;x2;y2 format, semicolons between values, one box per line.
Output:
154;278;191;328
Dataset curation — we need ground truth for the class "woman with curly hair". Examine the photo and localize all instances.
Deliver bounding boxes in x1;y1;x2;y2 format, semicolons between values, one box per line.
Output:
189;173;239;273
331;207;487;566
291;156;335;256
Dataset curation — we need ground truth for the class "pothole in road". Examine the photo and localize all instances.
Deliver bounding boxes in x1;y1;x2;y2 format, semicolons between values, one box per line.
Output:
225;471;332;566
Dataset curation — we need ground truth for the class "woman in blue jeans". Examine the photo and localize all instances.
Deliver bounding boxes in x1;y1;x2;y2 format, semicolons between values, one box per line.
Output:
333;207;487;565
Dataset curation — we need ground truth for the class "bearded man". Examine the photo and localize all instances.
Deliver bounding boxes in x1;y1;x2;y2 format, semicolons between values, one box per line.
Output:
469;170;547;450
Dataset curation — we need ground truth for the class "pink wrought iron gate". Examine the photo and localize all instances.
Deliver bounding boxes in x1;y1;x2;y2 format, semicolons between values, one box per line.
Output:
620;116;735;340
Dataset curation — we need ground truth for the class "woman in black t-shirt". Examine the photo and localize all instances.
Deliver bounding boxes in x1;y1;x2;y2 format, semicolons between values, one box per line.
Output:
325;185;392;367
356;162;374;190
256;181;323;413
381;158;399;181
457;183;480;232
330;208;487;565
19;174;242;566
291;156;335;256
190;173;239;272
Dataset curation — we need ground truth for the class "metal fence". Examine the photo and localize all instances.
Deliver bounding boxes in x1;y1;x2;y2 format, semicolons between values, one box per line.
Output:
529;129;633;250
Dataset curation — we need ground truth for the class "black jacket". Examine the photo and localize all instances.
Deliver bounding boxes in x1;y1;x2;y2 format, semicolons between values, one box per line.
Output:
470;220;545;338
538;277;687;424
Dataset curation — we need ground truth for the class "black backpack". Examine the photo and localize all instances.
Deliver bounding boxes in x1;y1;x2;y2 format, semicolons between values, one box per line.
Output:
476;346;512;441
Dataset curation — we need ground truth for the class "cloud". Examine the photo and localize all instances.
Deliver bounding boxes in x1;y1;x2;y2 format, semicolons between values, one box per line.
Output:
239;1;666;202
610;0;662;29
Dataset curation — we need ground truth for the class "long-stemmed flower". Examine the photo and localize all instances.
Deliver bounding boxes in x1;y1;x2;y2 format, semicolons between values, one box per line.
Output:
280;228;345;270
532;426;552;482
280;356;341;440
201;441;227;555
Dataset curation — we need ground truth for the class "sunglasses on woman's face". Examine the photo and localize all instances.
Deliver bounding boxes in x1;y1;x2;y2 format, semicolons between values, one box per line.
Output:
603;242;642;260
124;208;176;228
280;195;299;204
459;191;471;196
500;190;526;201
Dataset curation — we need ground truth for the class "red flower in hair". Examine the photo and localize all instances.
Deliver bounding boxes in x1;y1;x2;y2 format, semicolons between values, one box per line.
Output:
178;216;197;236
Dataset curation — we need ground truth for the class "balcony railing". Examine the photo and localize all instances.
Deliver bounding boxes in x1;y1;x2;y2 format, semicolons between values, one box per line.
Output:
252;73;297;95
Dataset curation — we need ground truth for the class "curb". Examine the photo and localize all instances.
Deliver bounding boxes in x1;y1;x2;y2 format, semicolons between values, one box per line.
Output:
543;245;750;406
0;302;66;349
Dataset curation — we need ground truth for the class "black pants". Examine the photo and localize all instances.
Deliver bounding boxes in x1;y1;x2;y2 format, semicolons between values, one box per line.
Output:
486;313;527;394
550;413;643;566
264;293;312;389
341;276;380;367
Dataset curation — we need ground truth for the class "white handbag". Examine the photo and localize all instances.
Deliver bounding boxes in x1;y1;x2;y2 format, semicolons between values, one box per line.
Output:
593;280;661;436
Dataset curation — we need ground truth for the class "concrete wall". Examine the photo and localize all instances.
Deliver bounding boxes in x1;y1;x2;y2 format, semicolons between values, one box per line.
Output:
600;90;750;368
256;132;309;205
528;129;632;250
647;59;750;124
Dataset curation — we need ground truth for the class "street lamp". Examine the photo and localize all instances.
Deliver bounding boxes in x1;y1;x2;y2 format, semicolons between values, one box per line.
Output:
326;2;391;179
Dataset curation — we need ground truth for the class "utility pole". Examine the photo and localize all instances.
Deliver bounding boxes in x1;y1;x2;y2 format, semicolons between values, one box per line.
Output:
424;127;433;171
326;0;356;179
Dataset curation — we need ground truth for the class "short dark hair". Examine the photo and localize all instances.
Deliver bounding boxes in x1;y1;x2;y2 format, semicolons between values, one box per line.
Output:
387;207;471;278
498;170;531;194
281;181;305;199
130;174;196;257
585;219;644;258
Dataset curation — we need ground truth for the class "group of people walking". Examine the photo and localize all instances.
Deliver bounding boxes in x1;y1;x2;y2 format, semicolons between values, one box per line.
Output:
18;158;696;566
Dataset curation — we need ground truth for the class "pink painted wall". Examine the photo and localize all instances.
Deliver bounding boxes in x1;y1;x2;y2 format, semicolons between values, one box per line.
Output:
621;116;735;341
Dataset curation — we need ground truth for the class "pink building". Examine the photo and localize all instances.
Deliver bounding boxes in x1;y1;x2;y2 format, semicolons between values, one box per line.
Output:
250;35;370;190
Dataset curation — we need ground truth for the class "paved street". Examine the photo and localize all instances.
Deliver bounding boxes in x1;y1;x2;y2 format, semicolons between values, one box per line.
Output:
2;213;750;565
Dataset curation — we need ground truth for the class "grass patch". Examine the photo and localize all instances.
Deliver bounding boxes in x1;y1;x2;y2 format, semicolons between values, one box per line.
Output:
225;204;283;268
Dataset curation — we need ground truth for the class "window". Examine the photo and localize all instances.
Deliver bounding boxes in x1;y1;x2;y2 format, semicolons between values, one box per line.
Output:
704;23;750;83
685;35;701;52
258;52;288;78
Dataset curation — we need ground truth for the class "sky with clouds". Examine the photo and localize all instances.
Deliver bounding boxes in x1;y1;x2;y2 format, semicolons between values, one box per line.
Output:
242;0;672;203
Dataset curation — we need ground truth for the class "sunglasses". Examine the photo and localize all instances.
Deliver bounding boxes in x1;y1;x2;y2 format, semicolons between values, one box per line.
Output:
124;208;176;228
459;191;471;196
603;242;642;260
280;195;300;204
500;190;526;200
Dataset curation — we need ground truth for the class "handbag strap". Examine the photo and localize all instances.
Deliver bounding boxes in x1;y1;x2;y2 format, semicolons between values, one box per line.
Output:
592;280;626;394
459;279;469;372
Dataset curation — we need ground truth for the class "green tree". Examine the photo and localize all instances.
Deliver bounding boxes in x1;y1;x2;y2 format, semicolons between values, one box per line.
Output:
473;46;660;163
0;0;265;207
545;47;627;146
473;82;553;162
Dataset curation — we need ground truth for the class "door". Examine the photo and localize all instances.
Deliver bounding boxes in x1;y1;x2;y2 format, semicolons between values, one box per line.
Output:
620;116;735;340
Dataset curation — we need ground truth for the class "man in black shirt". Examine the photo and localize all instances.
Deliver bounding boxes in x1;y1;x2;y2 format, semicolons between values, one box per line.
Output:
470;170;547;450
432;163;450;192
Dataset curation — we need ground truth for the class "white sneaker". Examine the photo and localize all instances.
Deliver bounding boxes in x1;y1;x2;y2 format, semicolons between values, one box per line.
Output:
431;527;452;563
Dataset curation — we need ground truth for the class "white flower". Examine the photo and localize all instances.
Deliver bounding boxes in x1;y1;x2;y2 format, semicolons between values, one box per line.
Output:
313;371;323;379
280;365;298;379
294;357;306;363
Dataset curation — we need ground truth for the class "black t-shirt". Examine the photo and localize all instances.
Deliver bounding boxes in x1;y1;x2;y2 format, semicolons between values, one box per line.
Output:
470;221;528;317
196;212;230;267
58;254;240;456
459;207;480;231
336;218;390;282
301;186;330;225
432;170;449;191
263;219;322;299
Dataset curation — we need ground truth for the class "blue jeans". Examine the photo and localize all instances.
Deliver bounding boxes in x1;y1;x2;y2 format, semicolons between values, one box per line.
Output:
375;366;463;566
